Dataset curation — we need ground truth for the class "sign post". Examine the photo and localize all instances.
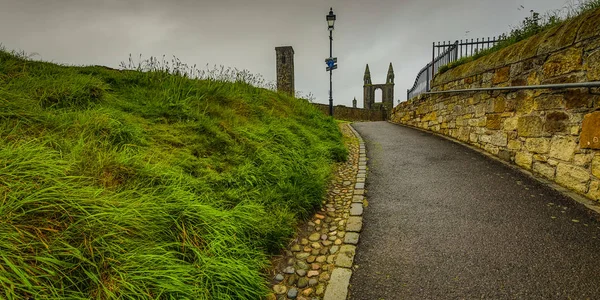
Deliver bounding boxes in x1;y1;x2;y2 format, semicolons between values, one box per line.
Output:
326;8;337;116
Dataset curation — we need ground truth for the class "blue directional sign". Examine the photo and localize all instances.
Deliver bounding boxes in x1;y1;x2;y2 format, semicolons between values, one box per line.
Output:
325;57;338;71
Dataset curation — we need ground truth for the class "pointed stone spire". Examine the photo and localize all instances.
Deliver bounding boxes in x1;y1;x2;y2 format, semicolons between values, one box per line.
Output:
352;97;357;108
386;62;395;84
364;64;372;85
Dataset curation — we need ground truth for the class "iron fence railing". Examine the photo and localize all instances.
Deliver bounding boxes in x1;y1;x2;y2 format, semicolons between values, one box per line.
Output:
406;36;504;101
436;36;503;61
406;42;458;100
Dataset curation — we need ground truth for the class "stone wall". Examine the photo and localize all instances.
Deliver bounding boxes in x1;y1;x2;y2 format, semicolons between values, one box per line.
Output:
390;8;600;202
313;103;387;122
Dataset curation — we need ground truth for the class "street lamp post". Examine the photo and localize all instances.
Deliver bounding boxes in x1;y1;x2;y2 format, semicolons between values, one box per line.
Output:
326;8;337;116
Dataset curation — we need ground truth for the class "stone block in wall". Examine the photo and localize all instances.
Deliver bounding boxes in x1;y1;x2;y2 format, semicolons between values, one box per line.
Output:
471;94;483;105
549;136;578;161
533;94;565;111
511;77;528;87
573;153;594;167
527;71;541;86
484;144;500;155
487;97;506;114
593;155;600;179
564;89;594;109
452;104;463;115
479;134;491;144
491;131;508;147
517;116;544;137
525;138;551;154
544;111;570;134
533;162;556;180
503;116;518;131
492;67;511;85
470;133;479;143
498;150;512;162
474;127;486;135
542;48;583;79
468;118;479;127
516;91;535;114
580;111;600;149
505;98;517;112
589;180;600;201
464;105;475;115
523;57;544;72
555;163;590;194
477;117;487;127
475;104;486;118
570;112;585;124
486;114;502;130
515;152;533;170
543;71;587;85
508;140;522;150
458;127;470;142
447;103;456;112
510;62;525;78
482;72;494;83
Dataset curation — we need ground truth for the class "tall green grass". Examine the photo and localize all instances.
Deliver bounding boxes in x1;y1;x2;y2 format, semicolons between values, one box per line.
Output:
0;48;346;299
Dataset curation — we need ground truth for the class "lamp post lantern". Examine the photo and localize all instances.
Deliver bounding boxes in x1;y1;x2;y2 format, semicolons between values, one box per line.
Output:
325;7;337;116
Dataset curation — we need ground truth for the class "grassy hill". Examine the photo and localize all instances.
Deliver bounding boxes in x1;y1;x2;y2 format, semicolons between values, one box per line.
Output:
0;49;346;299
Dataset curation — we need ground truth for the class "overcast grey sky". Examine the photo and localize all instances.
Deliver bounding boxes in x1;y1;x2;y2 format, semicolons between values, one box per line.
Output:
0;0;572;107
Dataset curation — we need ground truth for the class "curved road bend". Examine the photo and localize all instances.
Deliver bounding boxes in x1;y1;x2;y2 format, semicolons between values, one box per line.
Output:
349;121;600;300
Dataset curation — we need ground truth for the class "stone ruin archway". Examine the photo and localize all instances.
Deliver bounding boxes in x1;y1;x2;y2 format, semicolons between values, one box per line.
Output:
363;63;394;112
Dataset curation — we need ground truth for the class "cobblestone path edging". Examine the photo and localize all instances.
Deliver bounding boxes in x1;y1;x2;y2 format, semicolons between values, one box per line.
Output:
267;123;367;300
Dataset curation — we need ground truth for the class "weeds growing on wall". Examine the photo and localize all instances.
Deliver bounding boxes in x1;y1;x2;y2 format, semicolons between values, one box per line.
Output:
438;0;600;74
0;47;347;299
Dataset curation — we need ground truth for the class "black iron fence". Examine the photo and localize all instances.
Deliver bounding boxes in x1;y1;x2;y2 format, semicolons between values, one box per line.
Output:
406;36;504;101
406;43;457;101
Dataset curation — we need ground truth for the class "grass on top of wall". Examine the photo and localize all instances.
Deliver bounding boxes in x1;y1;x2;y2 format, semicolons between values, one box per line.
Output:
438;0;600;74
0;47;347;299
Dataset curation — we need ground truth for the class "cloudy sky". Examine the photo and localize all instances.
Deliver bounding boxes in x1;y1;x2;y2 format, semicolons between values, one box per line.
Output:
0;0;573;107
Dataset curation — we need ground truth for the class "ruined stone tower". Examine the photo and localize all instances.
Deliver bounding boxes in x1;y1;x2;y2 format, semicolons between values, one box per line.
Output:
352;97;357;108
363;63;394;112
275;46;295;96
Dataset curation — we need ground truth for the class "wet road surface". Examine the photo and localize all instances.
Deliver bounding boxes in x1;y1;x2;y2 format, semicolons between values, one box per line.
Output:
349;121;600;300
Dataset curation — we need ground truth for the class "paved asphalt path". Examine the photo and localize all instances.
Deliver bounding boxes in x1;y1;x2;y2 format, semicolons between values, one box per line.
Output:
348;121;600;300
